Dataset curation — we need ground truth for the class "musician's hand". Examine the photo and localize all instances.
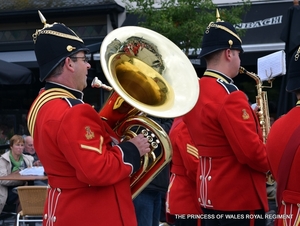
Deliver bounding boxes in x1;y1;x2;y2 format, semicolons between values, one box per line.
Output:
251;103;259;112
128;134;151;156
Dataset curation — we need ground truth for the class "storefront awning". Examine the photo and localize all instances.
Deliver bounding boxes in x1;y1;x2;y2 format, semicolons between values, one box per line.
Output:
0;50;37;68
0;59;32;85
220;1;294;66
233;1;293;52
0;42;102;67
0;1;296;70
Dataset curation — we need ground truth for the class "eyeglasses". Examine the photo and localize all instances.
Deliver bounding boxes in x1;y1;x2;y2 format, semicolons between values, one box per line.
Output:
70;55;91;63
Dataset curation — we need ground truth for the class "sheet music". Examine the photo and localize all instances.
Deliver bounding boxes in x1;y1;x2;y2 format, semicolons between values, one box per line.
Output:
257;50;286;82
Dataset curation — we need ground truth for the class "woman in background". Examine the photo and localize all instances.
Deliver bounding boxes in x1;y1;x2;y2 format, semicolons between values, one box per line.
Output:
0;135;33;214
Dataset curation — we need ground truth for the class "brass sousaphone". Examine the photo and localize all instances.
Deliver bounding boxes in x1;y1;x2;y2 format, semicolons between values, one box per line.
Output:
92;26;199;199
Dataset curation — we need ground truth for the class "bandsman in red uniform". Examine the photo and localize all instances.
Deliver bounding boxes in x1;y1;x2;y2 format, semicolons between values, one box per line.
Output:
166;117;201;226
183;15;269;226
266;47;300;226
27;13;150;226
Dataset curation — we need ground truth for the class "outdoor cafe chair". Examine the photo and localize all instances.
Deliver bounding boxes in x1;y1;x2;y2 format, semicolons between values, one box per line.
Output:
16;185;47;226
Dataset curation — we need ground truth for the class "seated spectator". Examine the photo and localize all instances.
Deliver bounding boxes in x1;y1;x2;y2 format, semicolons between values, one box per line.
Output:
0;125;8;146
24;135;42;166
23;135;47;186
0;135;34;214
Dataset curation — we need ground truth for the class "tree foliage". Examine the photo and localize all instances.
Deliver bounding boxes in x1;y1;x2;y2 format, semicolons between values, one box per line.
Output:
124;0;251;55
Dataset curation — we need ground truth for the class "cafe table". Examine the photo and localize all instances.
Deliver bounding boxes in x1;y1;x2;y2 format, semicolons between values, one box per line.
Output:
0;172;48;226
0;172;48;185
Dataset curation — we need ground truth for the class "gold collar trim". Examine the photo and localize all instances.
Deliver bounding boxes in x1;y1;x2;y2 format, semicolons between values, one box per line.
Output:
203;70;232;84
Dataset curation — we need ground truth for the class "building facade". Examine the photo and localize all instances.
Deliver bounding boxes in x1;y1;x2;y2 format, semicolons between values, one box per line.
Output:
0;0;297;148
0;0;126;146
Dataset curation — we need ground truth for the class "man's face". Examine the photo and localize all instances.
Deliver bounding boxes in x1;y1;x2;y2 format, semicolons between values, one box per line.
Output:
230;49;241;77
71;51;91;91
24;137;35;154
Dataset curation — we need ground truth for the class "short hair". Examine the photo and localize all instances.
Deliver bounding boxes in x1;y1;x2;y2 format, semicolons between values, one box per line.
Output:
204;49;223;62
47;53;80;79
9;135;24;148
48;60;65;78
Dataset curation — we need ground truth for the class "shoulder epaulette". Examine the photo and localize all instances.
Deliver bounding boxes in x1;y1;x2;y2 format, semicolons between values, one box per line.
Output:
63;98;84;107
27;88;76;136
216;78;238;94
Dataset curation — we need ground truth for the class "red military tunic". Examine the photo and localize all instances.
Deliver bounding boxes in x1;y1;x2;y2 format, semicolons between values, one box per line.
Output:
27;83;141;226
166;117;201;216
184;70;269;211
266;104;300;226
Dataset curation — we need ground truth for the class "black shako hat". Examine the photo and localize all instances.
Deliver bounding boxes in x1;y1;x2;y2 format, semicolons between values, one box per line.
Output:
33;11;89;81
286;47;300;92
199;10;243;58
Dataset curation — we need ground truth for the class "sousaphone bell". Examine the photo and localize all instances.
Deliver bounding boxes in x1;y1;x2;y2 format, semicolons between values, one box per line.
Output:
92;26;199;199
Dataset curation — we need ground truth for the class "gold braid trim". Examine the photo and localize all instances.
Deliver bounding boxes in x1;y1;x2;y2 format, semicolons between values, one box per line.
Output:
27;88;76;136
206;22;242;44
37;29;83;43
204;71;229;83
32;23;83;44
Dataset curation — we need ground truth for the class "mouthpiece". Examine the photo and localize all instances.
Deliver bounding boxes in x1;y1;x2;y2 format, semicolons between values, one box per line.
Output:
91;77;113;91
239;66;246;74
